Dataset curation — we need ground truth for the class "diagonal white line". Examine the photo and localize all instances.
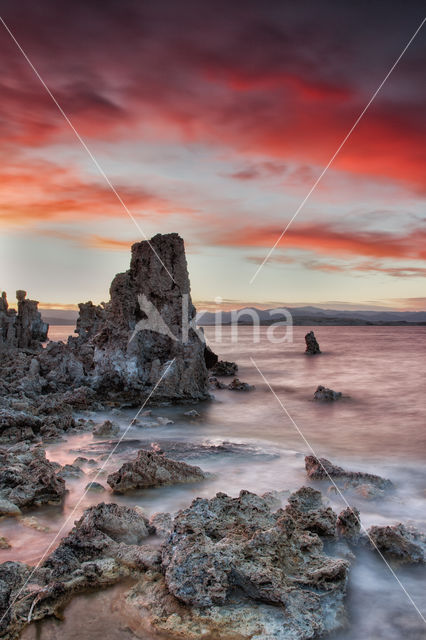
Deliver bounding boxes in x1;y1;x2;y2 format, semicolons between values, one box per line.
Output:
250;357;426;624
0;16;176;284
0;357;176;626
249;15;426;284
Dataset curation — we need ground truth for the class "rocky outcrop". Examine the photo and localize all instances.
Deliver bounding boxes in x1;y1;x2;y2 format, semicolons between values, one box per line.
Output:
64;233;209;402
365;523;426;564
313;385;341;401
210;360;238;376
143;489;349;638
107;449;206;493
92;419;119;437
305;330;321;354
0;291;48;351
305;456;394;494
284;486;337;537
0;444;65;512
227;377;254;391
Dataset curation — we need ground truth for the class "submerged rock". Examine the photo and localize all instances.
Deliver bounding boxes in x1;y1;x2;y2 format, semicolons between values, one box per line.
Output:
0;445;65;512
313;385;341;401
305;330;321;354
305;455;394;494
107;449;206;493
365;523;426;564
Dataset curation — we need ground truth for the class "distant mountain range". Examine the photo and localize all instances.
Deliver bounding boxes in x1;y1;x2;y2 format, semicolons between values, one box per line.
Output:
41;306;426;327
196;306;426;326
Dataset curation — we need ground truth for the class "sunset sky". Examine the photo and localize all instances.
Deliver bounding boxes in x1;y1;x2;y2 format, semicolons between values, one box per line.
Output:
0;0;425;311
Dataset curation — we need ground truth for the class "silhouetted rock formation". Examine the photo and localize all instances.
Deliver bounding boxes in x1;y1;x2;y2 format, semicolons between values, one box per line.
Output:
305;330;321;354
0;291;48;351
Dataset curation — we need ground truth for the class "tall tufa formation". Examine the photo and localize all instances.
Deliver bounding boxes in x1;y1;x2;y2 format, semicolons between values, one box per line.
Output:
305;330;321;355
0;290;48;351
67;233;209;402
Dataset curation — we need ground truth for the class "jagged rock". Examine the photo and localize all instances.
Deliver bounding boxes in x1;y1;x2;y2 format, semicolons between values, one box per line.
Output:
284;486;337;537
208;376;227;389
227;378;254;391
93;419;119;437
337;507;361;542
66;233;210;402
365;523;426;564
305;455;394;493
0;503;155;639
107;449;206;493
210;360;238;376
0;290;48;352
0;444;65;511
313;385;341;401
155;490;349;638
305;330;321;354
149;512;173;539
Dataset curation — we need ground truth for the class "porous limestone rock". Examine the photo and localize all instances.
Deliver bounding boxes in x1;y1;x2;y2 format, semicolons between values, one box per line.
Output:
92;419;119;437
0;444;65;511
337;507;361;543
107;449;206;493
305;330;321;354
0;291;48;351
284;486;337;537
211;360;238;376
65;233;209;402
227;378;254;391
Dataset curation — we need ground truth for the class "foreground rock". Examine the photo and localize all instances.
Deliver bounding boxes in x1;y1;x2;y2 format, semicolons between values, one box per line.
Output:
0;444;65;512
365;523;426;564
132;489;349;639
107;449;206;493
305;456;394;496
305;330;321;354
92;419;119;437
0;503;157;639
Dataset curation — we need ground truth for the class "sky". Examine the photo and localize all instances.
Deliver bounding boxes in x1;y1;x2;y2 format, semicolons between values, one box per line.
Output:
0;0;425;312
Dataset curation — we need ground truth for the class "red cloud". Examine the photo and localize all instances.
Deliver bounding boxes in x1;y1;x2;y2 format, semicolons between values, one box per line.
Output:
214;223;426;261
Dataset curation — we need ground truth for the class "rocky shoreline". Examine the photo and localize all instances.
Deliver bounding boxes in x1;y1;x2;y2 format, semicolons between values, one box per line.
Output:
1;234;424;639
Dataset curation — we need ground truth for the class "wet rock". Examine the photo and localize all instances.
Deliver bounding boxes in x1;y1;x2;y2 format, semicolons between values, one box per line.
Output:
313;385;341;401
58;463;84;479
107;449;206;493
337;507;361;542
305;330;321;354
211;360;238;376
0;445;65;511
366;523;426;564
93;420;119;437
19;516;50;532
227;378;254;391
284;486;337;537
305;455;394;493
208;376;227;389
85;482;106;493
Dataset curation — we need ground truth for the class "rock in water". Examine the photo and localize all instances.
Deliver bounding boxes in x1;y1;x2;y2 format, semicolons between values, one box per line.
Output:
305;455;394;492
67;233;209;402
107;449;206;493
313;385;342;401
366;523;426;564
305;330;321;354
210;360;238;376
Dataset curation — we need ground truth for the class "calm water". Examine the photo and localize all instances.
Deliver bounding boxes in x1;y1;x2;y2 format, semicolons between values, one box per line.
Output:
3;326;425;639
